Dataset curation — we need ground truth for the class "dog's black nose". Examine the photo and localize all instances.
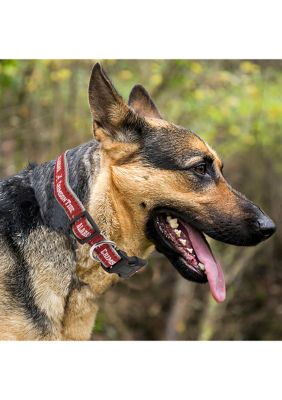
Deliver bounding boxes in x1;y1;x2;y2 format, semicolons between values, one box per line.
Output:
257;215;276;239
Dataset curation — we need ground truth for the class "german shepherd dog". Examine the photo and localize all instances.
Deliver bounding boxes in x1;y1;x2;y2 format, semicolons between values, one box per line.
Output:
0;63;276;340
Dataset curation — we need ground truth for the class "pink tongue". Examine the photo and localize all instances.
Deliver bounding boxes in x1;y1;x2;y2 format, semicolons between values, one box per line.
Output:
184;223;226;303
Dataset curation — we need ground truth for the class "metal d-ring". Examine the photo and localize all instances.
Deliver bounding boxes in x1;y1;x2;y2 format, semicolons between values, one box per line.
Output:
89;240;117;262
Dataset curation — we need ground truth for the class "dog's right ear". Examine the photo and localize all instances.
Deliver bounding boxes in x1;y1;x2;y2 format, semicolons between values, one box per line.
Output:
128;84;162;119
88;63;129;130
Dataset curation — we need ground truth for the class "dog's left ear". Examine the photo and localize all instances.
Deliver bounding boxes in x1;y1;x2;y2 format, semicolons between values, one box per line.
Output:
89;64;144;160
89;63;145;149
89;63;128;129
128;85;162;119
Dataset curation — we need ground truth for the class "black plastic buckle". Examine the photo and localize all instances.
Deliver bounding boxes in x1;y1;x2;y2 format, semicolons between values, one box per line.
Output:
101;249;147;279
68;210;101;245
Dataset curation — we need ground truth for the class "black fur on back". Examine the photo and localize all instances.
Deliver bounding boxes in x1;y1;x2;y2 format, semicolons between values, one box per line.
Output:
0;140;99;334
0;140;98;240
0;165;41;237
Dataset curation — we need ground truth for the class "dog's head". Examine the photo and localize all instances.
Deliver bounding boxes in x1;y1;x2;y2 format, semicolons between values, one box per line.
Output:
88;63;276;302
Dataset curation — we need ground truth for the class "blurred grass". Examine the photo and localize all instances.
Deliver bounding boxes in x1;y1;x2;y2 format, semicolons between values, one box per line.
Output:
0;60;281;339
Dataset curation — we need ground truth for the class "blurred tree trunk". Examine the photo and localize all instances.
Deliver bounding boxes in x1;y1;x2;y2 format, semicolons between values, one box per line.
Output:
164;277;196;340
14;62;35;168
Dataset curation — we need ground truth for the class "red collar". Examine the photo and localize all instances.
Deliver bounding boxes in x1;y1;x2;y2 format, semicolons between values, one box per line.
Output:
53;151;146;278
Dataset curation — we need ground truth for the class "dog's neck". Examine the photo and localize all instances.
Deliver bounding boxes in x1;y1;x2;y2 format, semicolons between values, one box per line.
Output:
31;141;153;294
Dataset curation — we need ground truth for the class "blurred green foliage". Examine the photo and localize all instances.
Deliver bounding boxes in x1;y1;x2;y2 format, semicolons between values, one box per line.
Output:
1;60;282;172
0;60;281;339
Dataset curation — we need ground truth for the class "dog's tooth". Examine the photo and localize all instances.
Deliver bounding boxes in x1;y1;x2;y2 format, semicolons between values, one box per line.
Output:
166;215;172;222
198;263;205;271
168;218;179;229
187;248;193;253
179;238;187;246
174;229;181;237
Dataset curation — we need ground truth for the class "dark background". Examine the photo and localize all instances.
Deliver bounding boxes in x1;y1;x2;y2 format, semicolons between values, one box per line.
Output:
0;60;281;339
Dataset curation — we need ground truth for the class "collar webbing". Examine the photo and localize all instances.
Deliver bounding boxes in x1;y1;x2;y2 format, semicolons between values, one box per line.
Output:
53;151;146;278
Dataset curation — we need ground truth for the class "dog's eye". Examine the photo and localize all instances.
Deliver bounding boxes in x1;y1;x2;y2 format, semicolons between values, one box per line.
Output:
193;163;207;175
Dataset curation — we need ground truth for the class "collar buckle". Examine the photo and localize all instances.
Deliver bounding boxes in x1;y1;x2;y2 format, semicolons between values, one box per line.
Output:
103;249;147;279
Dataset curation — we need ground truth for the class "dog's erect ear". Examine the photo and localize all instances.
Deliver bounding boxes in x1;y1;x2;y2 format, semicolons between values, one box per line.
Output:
88;64;144;159
128;85;162;119
88;63;128;128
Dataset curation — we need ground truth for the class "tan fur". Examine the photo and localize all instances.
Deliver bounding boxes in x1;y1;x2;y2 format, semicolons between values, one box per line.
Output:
0;239;42;339
0;229;74;339
24;228;73;332
61;282;98;340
